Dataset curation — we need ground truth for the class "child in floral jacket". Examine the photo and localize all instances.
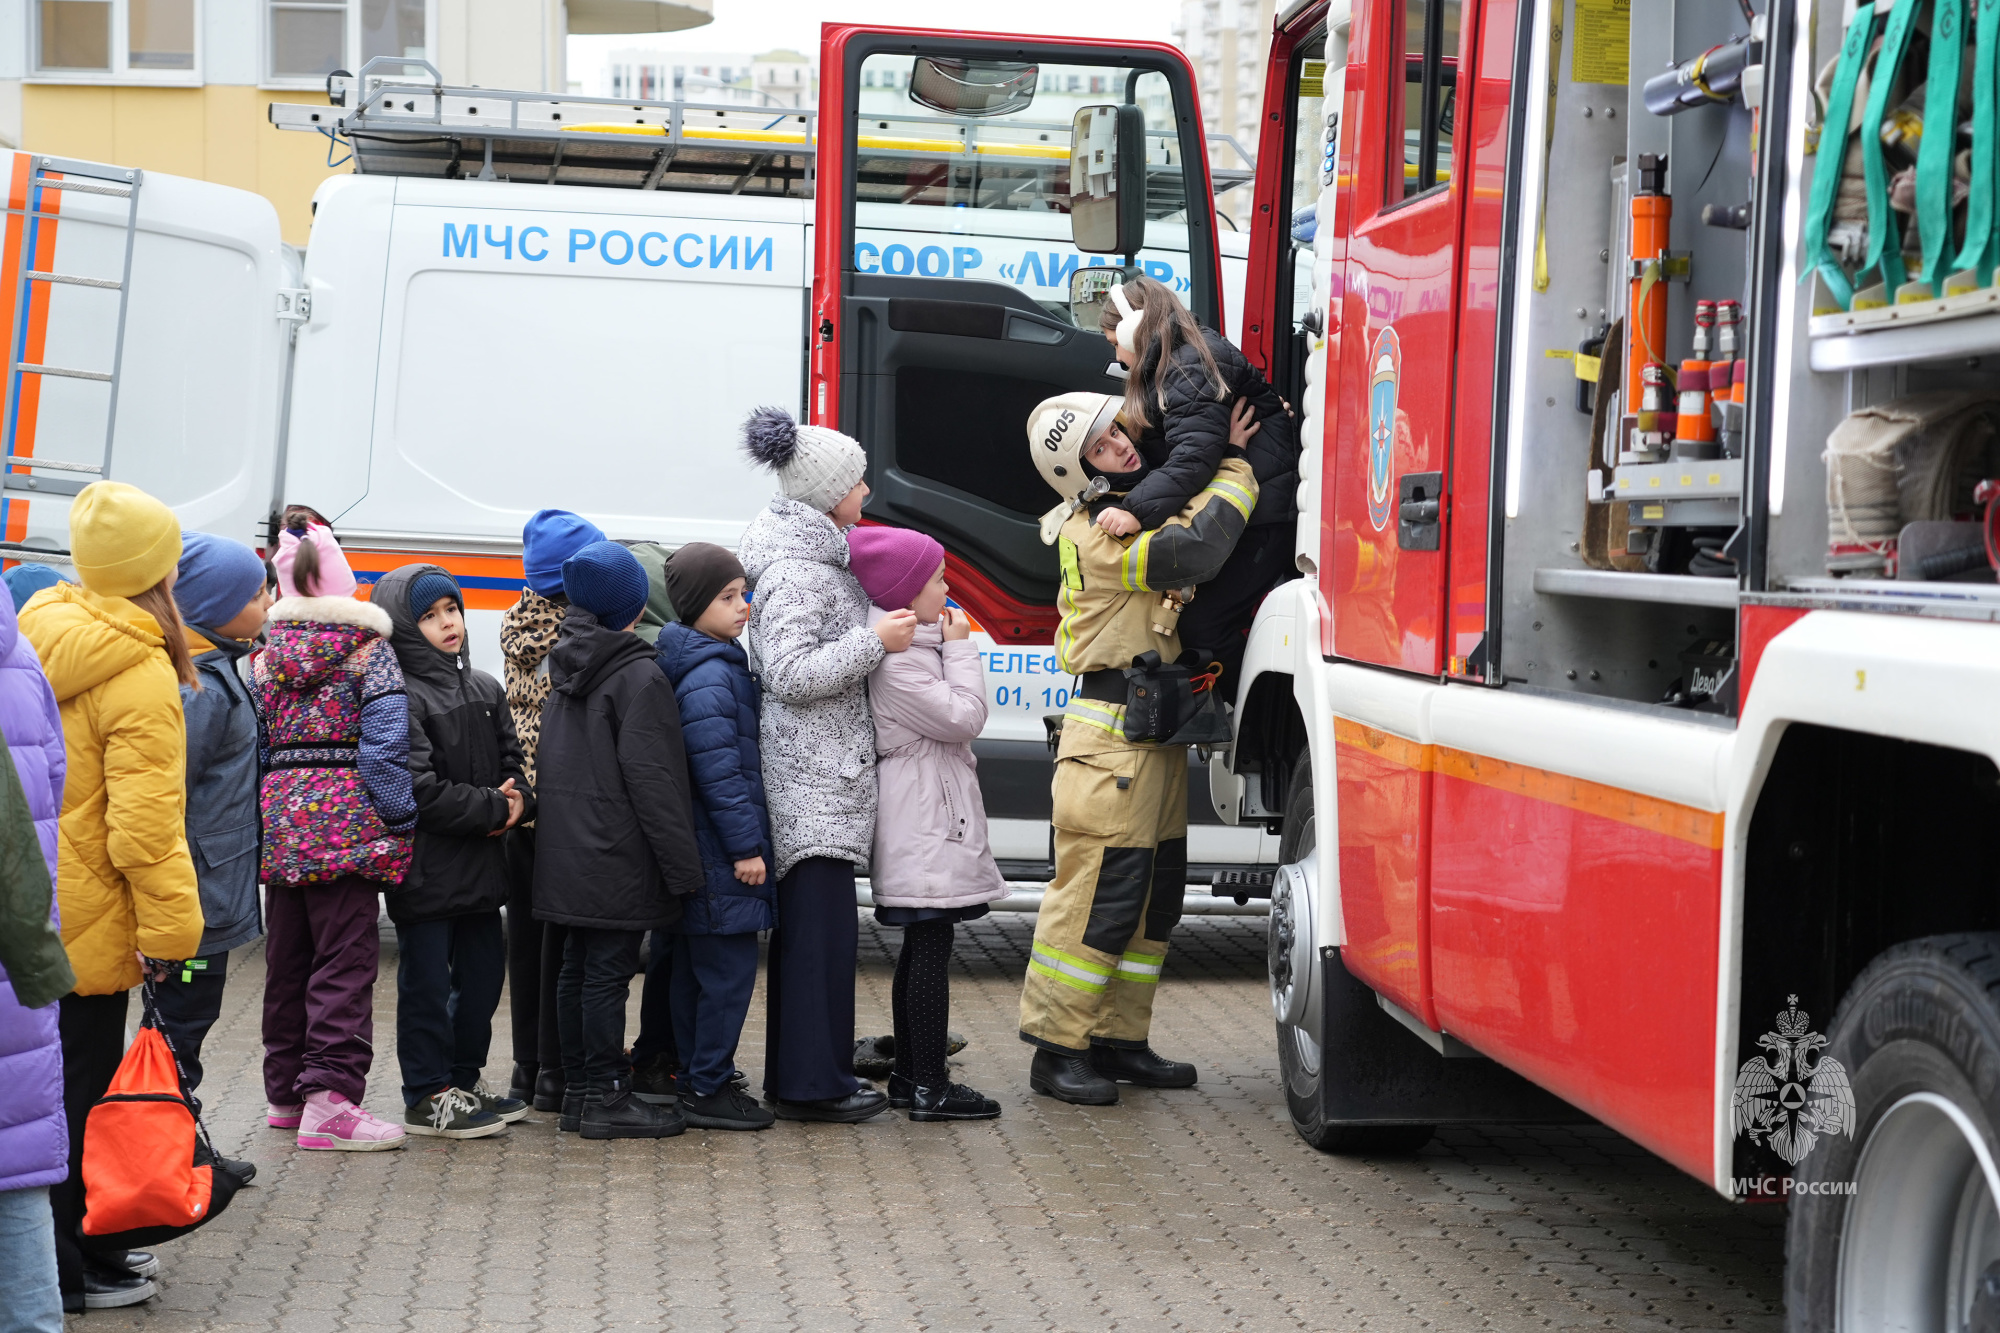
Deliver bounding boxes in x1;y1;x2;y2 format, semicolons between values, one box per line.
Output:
252;509;416;1153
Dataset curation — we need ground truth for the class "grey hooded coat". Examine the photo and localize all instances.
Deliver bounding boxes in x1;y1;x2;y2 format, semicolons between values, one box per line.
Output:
738;495;886;877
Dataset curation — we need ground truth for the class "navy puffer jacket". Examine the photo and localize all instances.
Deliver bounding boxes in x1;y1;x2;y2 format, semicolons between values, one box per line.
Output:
655;622;775;935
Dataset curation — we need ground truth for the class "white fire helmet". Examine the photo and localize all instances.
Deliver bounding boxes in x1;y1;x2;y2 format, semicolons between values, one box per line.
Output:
1025;392;1122;545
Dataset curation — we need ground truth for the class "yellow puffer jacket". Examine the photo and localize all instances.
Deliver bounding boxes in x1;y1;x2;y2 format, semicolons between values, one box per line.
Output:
20;583;201;994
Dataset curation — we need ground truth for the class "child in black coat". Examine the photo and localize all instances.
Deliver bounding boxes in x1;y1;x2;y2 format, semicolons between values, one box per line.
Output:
533;542;705;1140
377;564;533;1141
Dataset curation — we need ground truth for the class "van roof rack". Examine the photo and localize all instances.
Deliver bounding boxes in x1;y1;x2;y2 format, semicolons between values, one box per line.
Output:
269;58;1254;212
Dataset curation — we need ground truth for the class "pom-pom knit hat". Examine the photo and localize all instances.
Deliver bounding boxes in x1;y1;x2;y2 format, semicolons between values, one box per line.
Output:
175;531;267;631
742;406;868;515
273;522;357;599
562;541;649;630
846;527;945;613
522;509;606;599
69;481;181;598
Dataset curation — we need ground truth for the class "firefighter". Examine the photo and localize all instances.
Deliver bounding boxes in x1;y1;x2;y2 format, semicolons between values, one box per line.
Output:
1018;391;1258;1104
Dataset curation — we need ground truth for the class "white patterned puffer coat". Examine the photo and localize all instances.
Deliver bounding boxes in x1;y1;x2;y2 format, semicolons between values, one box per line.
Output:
739;495;887;876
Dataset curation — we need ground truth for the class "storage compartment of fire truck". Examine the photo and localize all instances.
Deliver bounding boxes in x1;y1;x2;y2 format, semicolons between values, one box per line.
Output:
1500;0;2000;717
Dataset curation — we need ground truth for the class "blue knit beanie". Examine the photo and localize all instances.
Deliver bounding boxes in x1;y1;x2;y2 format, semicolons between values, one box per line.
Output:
175;531;266;632
562;541;648;630
2;563;61;611
408;569;461;620
523;509;606;599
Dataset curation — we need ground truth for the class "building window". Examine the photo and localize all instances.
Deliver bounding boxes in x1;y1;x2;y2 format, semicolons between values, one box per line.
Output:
32;0;196;79
265;0;430;86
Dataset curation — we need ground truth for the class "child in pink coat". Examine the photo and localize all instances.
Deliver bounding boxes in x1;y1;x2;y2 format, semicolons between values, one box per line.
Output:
847;527;1007;1122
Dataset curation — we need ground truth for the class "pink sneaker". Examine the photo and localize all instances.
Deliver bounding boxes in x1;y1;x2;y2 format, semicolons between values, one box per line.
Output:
267;1103;303;1129
297;1090;406;1152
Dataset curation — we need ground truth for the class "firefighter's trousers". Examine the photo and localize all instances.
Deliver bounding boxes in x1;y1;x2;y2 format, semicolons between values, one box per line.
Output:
1019;711;1187;1054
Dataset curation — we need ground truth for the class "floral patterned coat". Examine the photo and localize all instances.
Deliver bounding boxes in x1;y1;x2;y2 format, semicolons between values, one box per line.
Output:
251;596;416;887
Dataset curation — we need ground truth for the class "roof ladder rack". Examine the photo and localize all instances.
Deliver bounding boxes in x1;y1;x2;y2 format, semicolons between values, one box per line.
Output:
0;154;140;506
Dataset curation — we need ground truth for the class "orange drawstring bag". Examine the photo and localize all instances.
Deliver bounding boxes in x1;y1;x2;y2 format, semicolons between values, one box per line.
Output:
81;983;243;1247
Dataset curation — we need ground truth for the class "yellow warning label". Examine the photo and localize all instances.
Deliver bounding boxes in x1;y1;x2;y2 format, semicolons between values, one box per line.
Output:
1571;0;1630;86
1575;353;1602;382
1642;503;1665;519
1545;348;1575;359
1299;60;1327;99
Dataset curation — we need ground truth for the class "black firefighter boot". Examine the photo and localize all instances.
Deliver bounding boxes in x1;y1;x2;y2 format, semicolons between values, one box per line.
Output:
1029;1049;1118;1105
1089;1043;1197;1088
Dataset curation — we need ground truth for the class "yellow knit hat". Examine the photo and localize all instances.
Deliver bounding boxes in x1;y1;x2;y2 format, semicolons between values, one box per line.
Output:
69;481;181;598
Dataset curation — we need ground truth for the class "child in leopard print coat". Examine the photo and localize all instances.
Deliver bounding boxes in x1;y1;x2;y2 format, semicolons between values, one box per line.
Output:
498;509;606;1109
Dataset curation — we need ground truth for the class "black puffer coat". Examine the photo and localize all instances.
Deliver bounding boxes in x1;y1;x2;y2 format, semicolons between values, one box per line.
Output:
376;564;533;927
532;606;703;931
1117;327;1299;529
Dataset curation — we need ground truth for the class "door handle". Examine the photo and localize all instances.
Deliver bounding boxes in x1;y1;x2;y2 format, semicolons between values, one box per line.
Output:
1397;471;1444;551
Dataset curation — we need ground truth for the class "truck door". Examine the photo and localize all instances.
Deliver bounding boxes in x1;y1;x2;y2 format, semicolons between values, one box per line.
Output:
1321;0;1480;1026
1330;0;1463;674
810;26;1222;643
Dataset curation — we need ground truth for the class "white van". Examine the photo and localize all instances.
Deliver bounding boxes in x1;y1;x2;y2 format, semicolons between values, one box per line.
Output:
0;70;1277;881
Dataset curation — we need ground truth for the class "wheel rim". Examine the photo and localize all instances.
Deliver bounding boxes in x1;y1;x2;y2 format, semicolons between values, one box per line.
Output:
1270;811;1321;1078
1838;1091;2000;1331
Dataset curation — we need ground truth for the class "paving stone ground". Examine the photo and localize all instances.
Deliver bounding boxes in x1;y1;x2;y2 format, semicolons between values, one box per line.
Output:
71;911;1786;1331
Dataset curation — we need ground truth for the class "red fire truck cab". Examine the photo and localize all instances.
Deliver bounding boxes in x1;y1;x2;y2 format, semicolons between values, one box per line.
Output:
814;3;2000;1323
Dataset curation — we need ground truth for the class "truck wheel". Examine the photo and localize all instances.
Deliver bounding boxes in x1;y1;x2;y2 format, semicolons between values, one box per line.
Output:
1786;934;2000;1331
1271;749;1432;1155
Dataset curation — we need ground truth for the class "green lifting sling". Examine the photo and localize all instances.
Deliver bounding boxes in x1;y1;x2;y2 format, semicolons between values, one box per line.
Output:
1912;0;1967;294
1947;0;2000;293
1804;3;1880;311
1854;0;1922;304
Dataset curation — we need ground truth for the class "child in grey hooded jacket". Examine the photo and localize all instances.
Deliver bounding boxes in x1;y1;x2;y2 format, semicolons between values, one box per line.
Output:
737;406;913;1123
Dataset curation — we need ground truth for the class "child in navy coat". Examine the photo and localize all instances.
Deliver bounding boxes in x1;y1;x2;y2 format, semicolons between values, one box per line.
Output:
654;542;777;1131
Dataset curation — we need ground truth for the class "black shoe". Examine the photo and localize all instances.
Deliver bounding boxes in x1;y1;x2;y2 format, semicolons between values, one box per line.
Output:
632;1053;680;1106
1029;1050;1119;1105
853;1035;896;1080
911;1081;1001;1122
216;1156;257;1186
580;1081;685;1140
885;1072;914;1109
1089;1043;1197;1088
771;1088;891;1123
856;1033;970;1080
107;1250;158;1279
558;1088;583;1133
82;1267;156;1309
533;1067;567;1113
682;1085;776;1131
509;1061;538;1102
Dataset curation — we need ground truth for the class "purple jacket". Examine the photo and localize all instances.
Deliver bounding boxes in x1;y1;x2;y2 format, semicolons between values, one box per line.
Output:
0;586;69;1192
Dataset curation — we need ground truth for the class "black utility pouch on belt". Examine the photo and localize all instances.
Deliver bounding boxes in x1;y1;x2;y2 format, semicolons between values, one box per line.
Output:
1120;650;1233;746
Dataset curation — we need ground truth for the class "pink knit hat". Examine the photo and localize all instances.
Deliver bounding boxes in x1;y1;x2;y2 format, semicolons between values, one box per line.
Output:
846;526;945;611
273;522;357;599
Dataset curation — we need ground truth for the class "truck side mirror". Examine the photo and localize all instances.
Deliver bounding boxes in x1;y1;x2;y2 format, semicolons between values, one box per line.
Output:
1069;104;1147;256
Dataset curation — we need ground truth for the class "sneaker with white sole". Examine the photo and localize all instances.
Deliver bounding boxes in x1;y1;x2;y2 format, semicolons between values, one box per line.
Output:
463;1080;530;1123
297;1090;406;1151
405;1086;507;1139
267;1102;303;1129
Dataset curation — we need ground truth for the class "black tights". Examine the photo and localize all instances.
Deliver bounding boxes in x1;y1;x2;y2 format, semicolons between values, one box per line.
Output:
891;920;954;1088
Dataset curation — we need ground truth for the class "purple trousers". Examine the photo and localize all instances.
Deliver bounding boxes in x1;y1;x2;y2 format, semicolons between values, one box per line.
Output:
262;876;383;1106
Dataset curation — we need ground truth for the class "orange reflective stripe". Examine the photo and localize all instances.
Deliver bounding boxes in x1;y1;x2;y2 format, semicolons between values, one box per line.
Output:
1332;715;1724;849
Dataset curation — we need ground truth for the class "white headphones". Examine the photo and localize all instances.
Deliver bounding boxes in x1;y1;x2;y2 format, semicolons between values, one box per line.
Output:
1108;282;1144;352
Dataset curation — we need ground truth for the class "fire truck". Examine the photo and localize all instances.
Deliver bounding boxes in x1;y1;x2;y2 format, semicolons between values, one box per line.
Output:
795;2;1998;1325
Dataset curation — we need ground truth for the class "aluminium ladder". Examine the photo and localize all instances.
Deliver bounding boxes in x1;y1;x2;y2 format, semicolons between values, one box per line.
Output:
0;153;141;557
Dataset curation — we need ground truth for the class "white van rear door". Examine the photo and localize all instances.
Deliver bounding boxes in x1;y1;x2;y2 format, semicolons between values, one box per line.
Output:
0;151;289;560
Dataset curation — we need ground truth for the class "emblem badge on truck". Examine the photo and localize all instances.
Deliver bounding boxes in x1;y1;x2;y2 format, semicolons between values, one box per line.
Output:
1367;327;1400;532
1732;995;1855;1166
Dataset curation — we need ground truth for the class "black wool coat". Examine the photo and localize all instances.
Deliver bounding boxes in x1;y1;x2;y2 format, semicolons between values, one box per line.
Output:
531;606;704;931
376;564;534;927
1118;326;1301;530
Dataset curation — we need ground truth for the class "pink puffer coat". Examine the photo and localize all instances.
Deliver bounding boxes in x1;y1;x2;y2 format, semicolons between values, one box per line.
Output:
864;613;1007;909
